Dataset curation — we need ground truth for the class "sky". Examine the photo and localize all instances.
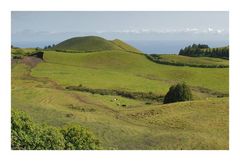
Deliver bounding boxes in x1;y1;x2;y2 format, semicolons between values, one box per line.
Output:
11;11;229;50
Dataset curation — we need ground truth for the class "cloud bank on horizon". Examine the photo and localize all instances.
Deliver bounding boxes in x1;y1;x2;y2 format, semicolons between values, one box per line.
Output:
11;11;229;47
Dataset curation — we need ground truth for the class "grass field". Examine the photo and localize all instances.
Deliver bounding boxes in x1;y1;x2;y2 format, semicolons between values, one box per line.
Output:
158;54;228;66
11;48;36;57
147;54;229;68
11;38;229;150
32;50;228;94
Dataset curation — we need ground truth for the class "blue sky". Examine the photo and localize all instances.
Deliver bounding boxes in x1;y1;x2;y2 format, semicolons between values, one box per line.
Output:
11;11;229;47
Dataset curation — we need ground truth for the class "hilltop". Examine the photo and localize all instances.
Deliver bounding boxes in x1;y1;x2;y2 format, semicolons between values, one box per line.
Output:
51;36;142;53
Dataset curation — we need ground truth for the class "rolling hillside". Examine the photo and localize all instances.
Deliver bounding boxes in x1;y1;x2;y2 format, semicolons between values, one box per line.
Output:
51;36;141;53
33;50;228;95
111;39;142;53
11;36;229;150
147;54;229;68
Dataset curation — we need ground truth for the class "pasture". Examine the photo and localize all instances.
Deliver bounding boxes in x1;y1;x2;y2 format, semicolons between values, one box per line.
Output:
11;38;229;149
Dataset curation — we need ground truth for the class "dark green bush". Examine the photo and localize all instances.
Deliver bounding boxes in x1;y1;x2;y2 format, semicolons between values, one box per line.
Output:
34;125;65;150
11;109;101;150
11;110;35;150
61;125;101;150
163;83;192;104
11;110;65;150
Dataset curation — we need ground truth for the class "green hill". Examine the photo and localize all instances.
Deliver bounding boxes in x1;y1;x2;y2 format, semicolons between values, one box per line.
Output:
51;36;141;53
111;39;142;53
52;36;121;52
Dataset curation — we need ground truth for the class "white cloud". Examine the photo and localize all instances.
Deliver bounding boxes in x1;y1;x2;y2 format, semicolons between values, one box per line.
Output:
97;27;226;35
208;27;213;32
217;29;224;34
186;28;199;32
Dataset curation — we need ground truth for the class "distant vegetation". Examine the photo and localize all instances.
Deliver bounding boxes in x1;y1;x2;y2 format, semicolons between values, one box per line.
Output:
44;44;55;50
164;83;192;104
12;109;101;150
179;44;229;59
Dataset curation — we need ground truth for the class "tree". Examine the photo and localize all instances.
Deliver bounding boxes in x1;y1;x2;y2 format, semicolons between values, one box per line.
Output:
61;125;101;150
179;49;184;55
178;44;228;59
11;110;65;150
163;83;192;104
34;125;65;150
11;110;35;149
11;109;101;150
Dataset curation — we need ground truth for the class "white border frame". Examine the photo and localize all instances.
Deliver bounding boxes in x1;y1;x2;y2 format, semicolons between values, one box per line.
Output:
1;0;239;161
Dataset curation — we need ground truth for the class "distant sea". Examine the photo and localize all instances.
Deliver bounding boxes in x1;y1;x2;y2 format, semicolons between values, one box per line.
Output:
12;40;228;54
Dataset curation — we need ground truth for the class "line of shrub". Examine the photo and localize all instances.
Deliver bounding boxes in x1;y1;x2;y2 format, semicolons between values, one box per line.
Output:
146;54;229;68
66;85;164;102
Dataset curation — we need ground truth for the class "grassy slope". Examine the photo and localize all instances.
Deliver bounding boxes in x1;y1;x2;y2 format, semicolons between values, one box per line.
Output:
12;49;229;149
52;36;122;52
11;48;36;56
157;54;229;66
111;39;142;53
32;50;229;94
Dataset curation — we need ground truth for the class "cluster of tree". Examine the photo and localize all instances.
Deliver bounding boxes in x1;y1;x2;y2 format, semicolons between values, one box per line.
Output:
44;44;55;50
179;44;229;59
163;83;192;104
11;109;101;150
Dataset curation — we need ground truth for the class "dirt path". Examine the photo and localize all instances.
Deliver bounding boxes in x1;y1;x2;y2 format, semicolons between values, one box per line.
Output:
21;56;43;68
